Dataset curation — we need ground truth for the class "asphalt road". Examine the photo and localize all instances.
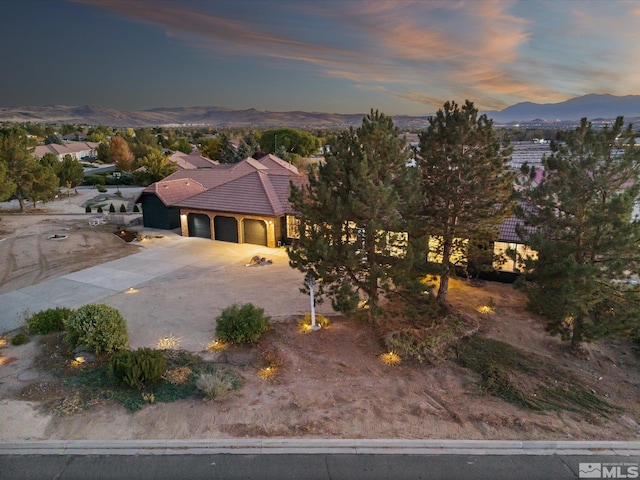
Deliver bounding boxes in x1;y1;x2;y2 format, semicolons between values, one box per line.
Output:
1;453;639;480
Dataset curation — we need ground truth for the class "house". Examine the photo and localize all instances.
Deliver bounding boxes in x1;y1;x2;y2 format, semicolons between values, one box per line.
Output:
492;216;537;273
167;151;219;170
136;154;304;247
34;141;99;161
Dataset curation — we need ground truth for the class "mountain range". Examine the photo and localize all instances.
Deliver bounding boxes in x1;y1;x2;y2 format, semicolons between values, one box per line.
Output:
0;94;639;128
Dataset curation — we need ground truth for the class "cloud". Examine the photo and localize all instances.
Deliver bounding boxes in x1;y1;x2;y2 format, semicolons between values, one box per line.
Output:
73;0;640;111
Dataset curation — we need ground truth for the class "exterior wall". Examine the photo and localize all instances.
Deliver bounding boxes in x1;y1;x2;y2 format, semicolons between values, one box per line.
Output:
140;193;180;230
179;208;280;248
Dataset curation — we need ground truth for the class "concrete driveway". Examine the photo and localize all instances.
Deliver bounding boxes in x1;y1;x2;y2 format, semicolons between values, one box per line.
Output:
0;235;334;351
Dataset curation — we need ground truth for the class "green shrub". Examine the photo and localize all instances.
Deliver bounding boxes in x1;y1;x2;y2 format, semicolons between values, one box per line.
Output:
84;174;106;186
133;204;140;213
109;348;166;389
196;371;233;400
215;303;269;344
119;204;127;213
26;307;73;334
85;205;92;213
65;304;129;354
11;333;29;345
109;203;116;213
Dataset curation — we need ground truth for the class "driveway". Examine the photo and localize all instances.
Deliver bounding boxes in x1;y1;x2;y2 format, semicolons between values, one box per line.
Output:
0;235;334;351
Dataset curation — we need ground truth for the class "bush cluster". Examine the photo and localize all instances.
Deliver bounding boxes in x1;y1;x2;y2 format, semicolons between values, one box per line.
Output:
64;304;129;354
109;348;166;389
215;303;269;344
26;307;73;334
12;333;29;345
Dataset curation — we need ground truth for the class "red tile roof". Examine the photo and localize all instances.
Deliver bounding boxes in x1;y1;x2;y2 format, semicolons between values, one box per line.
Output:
144;156;304;216
140;178;206;206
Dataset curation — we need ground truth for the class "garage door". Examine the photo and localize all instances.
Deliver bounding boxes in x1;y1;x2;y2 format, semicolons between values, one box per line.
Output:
214;216;238;243
243;219;267;246
187;213;211;239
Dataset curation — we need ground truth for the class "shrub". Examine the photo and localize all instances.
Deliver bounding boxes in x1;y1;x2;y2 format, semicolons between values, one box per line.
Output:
196;371;233;400
109;203;116;213
109;348;166;389
64;304;129;354
85;205;92;213
26;307;73;334
133;204;140;213
11;333;29;345
119;204;126;213
215;303;269;344
97;185;107;193
97;206;103;213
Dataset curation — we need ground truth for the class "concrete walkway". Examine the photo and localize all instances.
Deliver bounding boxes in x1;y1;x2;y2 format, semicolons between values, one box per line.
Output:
0;236;333;350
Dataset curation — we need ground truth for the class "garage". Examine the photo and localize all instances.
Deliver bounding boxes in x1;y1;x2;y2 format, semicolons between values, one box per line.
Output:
187;213;211;239
214;216;239;243
243;219;267;246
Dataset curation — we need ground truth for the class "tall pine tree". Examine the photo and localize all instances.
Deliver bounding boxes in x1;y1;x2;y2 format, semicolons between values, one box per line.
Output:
517;117;640;351
288;110;410;316
416;100;514;305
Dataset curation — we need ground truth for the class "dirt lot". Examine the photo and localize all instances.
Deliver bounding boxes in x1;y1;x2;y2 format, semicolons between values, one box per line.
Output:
1;205;639;441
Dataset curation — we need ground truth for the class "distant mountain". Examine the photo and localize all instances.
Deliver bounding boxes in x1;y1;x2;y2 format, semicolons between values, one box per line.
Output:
1;94;639;127
485;94;640;123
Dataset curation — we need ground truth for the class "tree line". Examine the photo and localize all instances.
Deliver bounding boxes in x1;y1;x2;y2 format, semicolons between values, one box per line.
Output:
288;101;640;351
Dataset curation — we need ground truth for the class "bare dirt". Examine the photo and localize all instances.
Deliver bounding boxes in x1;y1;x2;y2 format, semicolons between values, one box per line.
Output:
1;206;639;441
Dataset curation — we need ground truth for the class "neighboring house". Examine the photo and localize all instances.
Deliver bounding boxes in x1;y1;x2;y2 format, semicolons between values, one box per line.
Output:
136;154;304;247
492;216;537;273
168;151;219;170
34;141;99;161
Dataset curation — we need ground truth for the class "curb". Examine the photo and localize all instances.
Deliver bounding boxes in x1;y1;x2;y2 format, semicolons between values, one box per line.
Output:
1;439;639;456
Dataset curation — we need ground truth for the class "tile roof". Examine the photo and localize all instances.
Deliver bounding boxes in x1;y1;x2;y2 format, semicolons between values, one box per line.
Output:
168;151;219;170
498;216;535;243
34;141;99;158
140;178;206;206
144;155;304;217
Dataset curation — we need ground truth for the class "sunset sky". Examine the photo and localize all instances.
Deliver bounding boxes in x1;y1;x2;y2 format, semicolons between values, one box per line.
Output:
1;0;639;114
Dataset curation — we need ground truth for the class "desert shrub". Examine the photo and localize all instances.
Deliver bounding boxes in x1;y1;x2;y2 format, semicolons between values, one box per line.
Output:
97;185;107;193
11;333;29;345
109;203;116;213
133;204;140;213
65;304;129;354
109;348;166;389
97;206;103;213
26;307;73;334
85;205;92;213
215;303;269;344
119;204;126;213
196;371;233;400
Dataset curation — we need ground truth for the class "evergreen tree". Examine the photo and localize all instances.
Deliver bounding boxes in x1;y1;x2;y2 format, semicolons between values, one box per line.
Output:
218;133;237;164
416;100;514;305
0;130;45;211
58;154;85;188
517;117;640;351
288;110;410;316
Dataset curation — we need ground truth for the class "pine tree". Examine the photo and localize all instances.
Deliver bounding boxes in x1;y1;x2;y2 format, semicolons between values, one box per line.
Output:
517;117;640;351
0;129;46;211
415;100;514;305
288;110;410;316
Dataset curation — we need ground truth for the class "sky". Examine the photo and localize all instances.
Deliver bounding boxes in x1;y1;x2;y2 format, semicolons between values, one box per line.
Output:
1;0;639;115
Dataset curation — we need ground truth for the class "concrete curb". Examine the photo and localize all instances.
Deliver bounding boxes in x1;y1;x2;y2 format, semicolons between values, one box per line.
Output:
1;439;639;456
